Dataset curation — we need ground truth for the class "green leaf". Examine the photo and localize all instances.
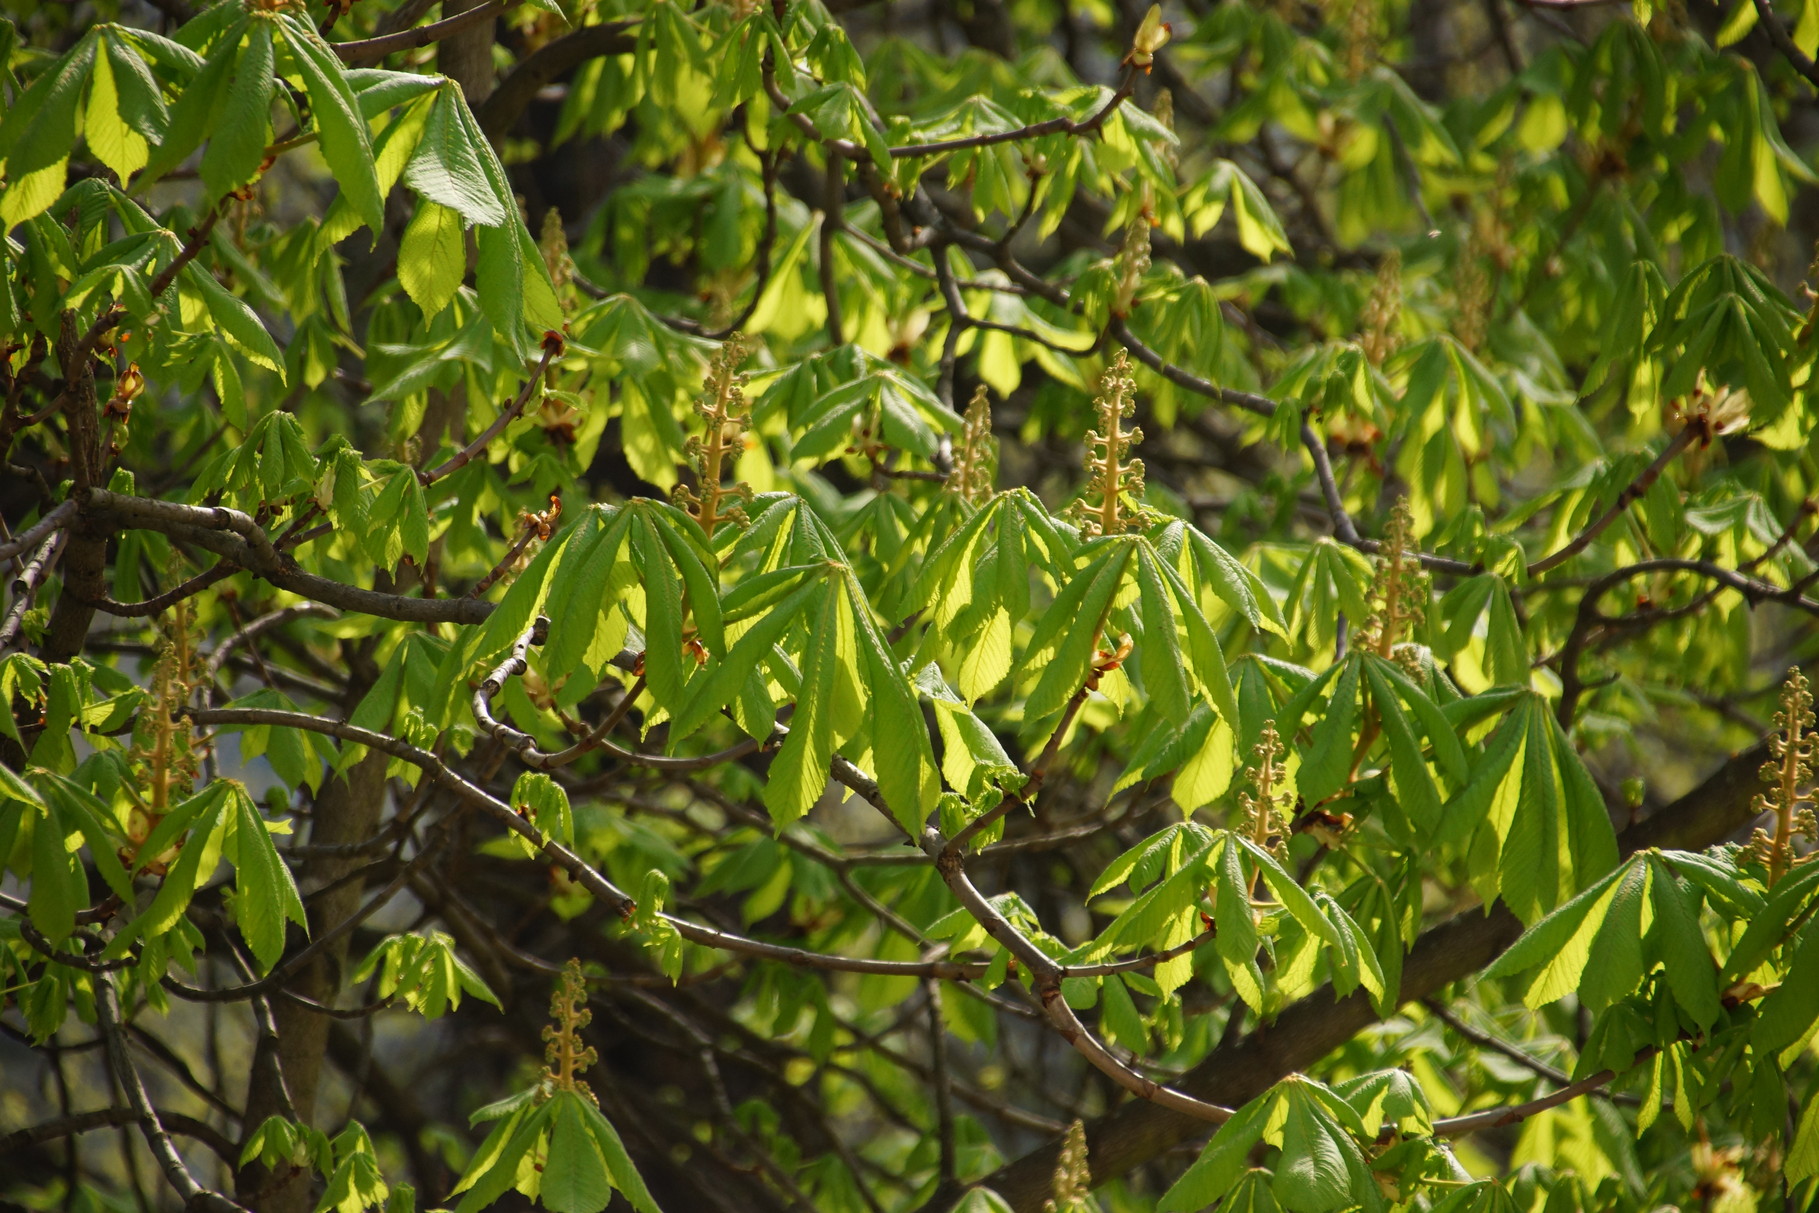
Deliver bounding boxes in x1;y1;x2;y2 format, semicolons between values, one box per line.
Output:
105;782;236;959
0;34;98;226
1753;925;1819;1057
199;16;272;201
541;508;631;691
1332;1069;1432;1137
402;83;512;227
36;770;133;903
24;793;86;946
452;1101;550;1213
512;772;573;848
846;575;938;836
1362;656;1442;833
1298;656;1360;807
86;32;164;181
277;14;383;236
763;580;841;828
574;1096;662;1213
1089;821;1216;898
1023;541;1132;722
1576;855;1647;1013
226;783;307;971
1724;857;1819;982
672;576;821;741
1213;834;1264;1010
1790;1093;1819;1185
1275;1083;1375;1212
475;219;529;351
1135;547;1191;723
1481;855;1638;1006
632;510;689;713
397;202;466;320
1158;1091;1275;1212
185;265;285;376
543;1093;615;1213
1645;856;1722;1030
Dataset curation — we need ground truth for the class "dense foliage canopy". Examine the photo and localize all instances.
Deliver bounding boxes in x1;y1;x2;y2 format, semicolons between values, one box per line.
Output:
3;0;1819;1210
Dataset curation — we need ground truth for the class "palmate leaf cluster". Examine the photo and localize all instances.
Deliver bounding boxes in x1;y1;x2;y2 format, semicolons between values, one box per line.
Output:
3;0;1819;1212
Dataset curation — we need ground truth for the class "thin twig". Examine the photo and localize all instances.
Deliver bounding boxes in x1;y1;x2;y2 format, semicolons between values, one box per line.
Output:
200;603;339;702
87;562;241;618
1752;0;1819;89
333;0;508;65
94;974;248;1213
181;706;986;980
1528;426;1695;576
925;977;958;1187
0;530;64;649
0;1107;237;1164
887;68;1139;157
1422;999;1639;1105
418;343;560;486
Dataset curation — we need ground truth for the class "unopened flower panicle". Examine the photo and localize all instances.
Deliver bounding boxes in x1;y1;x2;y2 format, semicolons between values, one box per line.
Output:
541;959;599;1105
674;334;755;538
950;385;998;505
1079;349;1145;537
1745;668;1817;885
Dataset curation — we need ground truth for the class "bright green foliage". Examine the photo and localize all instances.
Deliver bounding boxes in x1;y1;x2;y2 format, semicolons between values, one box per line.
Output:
1158;1077;1386;1213
353;930;501;1019
450;963;660;1213
241;1117;400;1213
5;0;1819;1212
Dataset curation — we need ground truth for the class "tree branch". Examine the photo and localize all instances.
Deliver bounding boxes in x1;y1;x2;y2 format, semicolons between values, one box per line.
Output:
80;489;493;625
1528;426;1696;576
418;342;560;487
333;0;508;66
946;736;1772;1212
94;973;248;1213
475;19;638;139
1751;0;1819;89
0;1107;237;1165
0;499;75;565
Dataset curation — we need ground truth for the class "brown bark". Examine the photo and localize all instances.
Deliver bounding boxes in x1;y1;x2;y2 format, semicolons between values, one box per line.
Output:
41;312;108;665
236;749;391;1213
939;741;1771;1212
437;0;495;104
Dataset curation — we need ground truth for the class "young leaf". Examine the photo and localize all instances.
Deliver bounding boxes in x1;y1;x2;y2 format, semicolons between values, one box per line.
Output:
763;580;842;828
398;199;467;320
276;14;383;235
225;783;307;971
199;17;272;202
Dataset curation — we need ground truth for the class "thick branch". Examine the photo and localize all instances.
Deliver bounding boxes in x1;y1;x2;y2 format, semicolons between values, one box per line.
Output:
0;500;75;565
475;20;638;139
80;489;492;625
947;737;1771;1212
333;0;507;65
